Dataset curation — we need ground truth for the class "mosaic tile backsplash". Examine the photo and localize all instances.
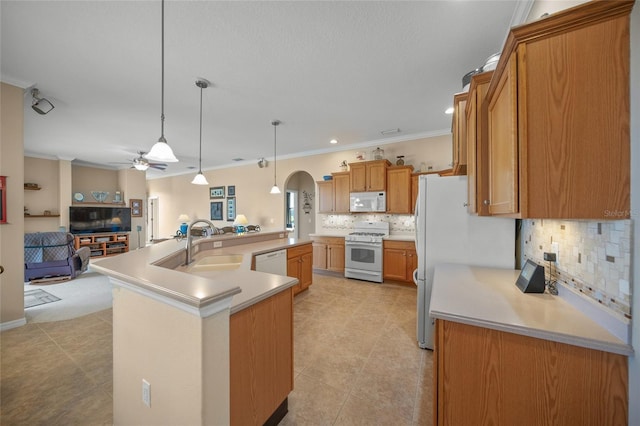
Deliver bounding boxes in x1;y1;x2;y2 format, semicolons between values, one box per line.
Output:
521;219;632;319
319;214;415;234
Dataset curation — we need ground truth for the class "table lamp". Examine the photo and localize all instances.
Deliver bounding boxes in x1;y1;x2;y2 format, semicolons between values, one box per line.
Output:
177;214;190;235
233;214;249;234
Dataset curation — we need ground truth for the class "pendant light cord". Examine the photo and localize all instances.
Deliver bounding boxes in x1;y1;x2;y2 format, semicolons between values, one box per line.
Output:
273;121;279;185
159;0;166;142
198;85;203;173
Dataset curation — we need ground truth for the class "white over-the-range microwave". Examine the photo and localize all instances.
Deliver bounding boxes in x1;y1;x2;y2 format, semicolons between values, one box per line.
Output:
349;191;386;212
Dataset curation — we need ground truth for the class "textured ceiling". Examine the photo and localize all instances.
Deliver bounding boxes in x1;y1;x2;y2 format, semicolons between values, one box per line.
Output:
1;1;524;177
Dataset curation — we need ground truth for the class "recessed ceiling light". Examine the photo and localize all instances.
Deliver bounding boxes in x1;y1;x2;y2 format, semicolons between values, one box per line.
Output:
380;128;400;135
330;139;338;144
445;107;454;114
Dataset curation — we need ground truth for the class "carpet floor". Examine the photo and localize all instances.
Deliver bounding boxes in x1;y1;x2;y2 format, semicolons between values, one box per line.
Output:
23;268;112;323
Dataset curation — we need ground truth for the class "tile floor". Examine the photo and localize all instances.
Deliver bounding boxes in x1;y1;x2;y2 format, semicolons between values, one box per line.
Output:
1;274;432;425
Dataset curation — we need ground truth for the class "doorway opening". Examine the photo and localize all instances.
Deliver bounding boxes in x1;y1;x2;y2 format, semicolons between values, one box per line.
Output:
286;190;298;238
284;171;315;240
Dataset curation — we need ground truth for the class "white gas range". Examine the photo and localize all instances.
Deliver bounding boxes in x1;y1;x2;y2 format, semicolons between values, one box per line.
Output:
344;221;389;283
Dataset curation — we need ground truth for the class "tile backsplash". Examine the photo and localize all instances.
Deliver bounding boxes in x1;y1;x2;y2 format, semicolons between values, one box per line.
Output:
319;214;415;234
521;219;632;319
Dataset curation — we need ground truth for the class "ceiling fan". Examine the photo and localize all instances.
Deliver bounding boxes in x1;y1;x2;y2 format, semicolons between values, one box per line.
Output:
112;151;167;171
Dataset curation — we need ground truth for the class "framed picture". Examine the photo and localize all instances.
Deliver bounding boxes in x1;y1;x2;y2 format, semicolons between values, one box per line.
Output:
227;185;235;197
210;186;225;199
210;201;223;221
130;199;142;217
227;197;236;221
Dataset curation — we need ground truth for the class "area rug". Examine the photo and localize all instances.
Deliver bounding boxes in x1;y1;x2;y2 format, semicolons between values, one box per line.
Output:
24;268;113;323
24;289;61;308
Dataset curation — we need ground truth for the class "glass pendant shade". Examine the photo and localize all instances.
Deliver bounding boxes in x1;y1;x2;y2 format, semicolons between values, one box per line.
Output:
191;172;209;185
146;138;178;162
270;185;281;194
134;163;149;171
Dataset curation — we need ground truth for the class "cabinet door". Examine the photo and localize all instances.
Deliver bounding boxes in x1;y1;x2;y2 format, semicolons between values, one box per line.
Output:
327;243;345;272
466;90;478;214
317;181;334;213
332;172;350;213
312;242;327;269
287;256;302;294
406;249;417;281
367;162;387;191
452;92;468;176
349;163;367;192
383;248;408;281
300;252;313;291
488;54;518;215
386;167;412;214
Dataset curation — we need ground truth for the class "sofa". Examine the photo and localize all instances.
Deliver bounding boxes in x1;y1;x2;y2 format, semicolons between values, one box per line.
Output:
24;232;90;282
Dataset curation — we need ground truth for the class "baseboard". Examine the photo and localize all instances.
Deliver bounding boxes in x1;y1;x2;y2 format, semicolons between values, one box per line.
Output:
1;317;27;332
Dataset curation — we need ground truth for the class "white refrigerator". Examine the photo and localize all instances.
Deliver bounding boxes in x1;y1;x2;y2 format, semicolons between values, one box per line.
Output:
414;175;515;349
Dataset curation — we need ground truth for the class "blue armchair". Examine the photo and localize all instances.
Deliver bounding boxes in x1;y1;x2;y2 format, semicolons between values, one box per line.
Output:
24;232;90;282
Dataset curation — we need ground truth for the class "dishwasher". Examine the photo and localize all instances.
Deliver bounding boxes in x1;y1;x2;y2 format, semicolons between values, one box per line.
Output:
254;249;287;275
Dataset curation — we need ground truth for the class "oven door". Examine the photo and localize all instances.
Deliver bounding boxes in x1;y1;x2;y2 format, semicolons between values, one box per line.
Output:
345;241;382;273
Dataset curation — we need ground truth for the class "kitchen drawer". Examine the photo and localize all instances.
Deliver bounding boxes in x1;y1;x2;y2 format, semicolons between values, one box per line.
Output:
287;243;312;259
383;240;415;251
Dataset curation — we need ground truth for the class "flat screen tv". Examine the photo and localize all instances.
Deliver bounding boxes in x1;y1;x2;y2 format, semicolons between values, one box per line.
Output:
69;206;132;234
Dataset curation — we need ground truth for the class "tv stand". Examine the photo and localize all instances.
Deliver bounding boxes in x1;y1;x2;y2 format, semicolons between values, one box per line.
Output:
73;233;129;258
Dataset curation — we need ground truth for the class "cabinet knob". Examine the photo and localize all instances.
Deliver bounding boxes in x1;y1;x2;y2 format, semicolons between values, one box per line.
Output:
483;200;490;206
463;202;469;207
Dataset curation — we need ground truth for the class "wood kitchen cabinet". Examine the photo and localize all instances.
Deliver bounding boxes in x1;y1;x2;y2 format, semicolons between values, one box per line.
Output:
386;165;414;214
317;172;350;214
465;70;493;216
382;240;416;284
349;159;390;192
434;319;628;425
230;288;293;426
287;243;313;295
311;236;345;273
451;92;468;176
485;0;632;219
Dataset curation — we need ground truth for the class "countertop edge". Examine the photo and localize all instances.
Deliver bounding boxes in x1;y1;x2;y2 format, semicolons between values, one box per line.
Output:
430;310;634;357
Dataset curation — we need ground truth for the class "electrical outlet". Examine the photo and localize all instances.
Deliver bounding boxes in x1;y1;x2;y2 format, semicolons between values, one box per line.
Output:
213;241;222;248
551;242;559;261
142;379;151;407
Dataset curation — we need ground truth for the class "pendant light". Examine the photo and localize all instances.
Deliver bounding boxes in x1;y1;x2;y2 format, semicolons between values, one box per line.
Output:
191;79;209;185
145;0;179;163
270;120;281;194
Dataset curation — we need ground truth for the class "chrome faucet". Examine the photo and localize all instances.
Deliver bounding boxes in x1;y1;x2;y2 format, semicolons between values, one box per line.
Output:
185;219;215;265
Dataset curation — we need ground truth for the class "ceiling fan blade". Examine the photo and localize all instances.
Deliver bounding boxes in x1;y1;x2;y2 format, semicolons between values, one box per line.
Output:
150;164;167;170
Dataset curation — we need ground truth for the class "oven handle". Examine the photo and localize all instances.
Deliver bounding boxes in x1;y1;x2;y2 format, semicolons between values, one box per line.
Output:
345;242;382;248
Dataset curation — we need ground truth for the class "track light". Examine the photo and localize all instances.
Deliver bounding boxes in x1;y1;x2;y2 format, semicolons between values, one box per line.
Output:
31;89;55;115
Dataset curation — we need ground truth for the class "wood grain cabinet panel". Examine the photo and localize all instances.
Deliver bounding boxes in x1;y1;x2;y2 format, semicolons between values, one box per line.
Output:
434;319;628;426
311;237;345;273
317;180;334;213
451;92;468;176
230;288;293;426
287;243;313;295
348;160;390;192
485;0;632;219
383;240;416;283
332;172;350;213
386;166;414;214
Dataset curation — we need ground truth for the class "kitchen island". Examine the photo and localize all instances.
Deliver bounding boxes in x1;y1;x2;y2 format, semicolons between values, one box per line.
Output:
430;264;633;425
91;231;310;426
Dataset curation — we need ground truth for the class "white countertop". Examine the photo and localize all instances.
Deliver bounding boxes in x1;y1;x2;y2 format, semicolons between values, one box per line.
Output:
429;264;633;356
92;233;308;315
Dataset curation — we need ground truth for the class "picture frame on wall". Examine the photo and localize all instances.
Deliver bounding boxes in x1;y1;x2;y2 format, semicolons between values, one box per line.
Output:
210;201;223;221
227;185;235;197
130;199;142;217
227;197;236;221
210;186;225;199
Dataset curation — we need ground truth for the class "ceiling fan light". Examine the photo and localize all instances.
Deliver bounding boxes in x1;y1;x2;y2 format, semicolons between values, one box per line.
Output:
191;172;209;185
134;163;149;171
270;185;281;194
145;140;178;162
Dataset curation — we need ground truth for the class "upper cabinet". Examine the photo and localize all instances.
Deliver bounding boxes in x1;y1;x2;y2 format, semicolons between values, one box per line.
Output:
485;0;633;219
451;92;468;176
465;71;493;216
349;160;390;192
386;165;414;214
317;172;351;214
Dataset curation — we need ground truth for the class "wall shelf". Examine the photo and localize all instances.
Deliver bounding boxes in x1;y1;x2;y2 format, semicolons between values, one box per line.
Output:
25;215;60;218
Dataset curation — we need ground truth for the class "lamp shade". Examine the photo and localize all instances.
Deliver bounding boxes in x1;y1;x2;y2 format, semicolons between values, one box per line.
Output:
191;172;209;185
270;185;281;194
146;140;178;162
233;214;249;226
134;163;149;171
177;214;190;223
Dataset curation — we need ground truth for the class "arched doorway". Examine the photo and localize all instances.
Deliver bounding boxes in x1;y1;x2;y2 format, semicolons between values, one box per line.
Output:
284;171;315;240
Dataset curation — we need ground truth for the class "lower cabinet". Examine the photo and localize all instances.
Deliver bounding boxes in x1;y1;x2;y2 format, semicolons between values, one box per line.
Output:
434;319;628;425
230;288;293;425
311;236;345;273
382;240;416;283
287;243;313;295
